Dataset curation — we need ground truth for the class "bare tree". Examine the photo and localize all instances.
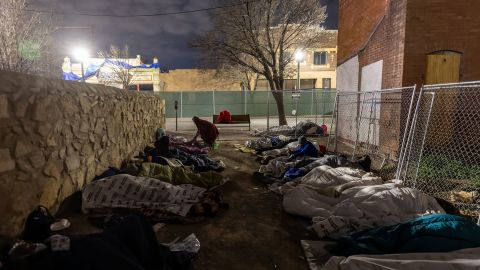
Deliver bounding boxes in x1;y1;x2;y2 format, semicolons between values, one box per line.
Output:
98;45;137;90
212;62;259;91
193;0;327;125
0;0;54;74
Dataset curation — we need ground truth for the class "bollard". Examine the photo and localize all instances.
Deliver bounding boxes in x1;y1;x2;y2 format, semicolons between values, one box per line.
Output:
174;100;178;131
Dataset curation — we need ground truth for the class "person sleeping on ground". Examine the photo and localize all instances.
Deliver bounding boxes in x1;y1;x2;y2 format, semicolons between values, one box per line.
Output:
146;136;225;172
259;137;320;178
281;170;445;239
288;136;319;161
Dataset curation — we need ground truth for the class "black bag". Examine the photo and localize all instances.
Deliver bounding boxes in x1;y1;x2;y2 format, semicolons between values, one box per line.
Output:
23;206;54;242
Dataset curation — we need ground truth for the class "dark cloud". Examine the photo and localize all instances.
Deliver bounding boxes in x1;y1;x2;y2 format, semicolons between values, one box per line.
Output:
32;0;337;69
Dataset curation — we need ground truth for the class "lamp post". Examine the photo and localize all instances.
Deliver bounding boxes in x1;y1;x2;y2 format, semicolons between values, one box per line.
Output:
73;47;90;82
293;50;304;138
294;50;304;90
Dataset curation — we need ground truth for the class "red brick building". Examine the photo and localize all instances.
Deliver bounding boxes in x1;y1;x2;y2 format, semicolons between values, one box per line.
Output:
336;0;480;160
337;0;480;90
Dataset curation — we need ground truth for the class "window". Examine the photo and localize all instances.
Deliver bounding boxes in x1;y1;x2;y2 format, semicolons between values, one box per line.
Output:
128;84;154;91
314;51;328;65
254;79;316;90
322;78;331;89
283;79;316;90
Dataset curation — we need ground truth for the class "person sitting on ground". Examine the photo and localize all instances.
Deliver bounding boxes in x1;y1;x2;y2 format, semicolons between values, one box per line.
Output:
190;116;219;147
288;136;319;161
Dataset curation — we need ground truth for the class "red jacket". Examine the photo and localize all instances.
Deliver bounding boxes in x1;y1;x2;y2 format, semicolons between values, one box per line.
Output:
216;110;232;124
194;118;219;146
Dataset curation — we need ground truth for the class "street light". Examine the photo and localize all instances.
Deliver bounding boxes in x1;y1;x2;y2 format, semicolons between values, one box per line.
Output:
294;50;304;90
73;47;90;82
293;50;304;138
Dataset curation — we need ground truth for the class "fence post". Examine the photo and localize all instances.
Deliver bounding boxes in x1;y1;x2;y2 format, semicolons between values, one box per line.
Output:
180;89;183;118
399;86;425;181
334;92;339;152
327;91;338;151
352;93;366;158
244;90;247;114
413;92;436;186
213;90;216;115
311;89;314;117
295;93;299;138
267;90;270;130
315;90;318;124
396;85;417;179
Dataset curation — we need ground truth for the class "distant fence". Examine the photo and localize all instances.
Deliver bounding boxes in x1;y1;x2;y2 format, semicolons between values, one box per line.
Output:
154;89;336;119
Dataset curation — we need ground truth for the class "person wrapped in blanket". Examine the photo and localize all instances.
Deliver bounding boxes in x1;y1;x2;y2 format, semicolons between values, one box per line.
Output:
258;136;320;178
288;136;319;161
191;116;219;147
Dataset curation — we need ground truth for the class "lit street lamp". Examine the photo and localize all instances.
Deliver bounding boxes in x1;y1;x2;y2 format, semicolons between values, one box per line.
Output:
73;47;90;82
294;50;304;90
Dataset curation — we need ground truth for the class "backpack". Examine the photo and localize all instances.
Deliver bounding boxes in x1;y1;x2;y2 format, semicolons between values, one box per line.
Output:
216;110;232;124
23;206;55;242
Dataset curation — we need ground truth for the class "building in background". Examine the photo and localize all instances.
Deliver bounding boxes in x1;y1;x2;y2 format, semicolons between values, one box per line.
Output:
256;30;338;90
62;55;166;91
158;30;338;92
337;0;480;92
158;69;243;92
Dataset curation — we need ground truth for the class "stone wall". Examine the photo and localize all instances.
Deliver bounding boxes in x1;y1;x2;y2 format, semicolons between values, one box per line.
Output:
0;71;165;237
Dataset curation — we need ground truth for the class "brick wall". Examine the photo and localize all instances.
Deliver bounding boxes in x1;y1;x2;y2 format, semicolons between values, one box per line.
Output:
356;0;408;157
403;0;480;86
337;0;388;64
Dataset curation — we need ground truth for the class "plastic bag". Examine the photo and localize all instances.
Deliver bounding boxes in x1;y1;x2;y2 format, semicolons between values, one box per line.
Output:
169;234;201;253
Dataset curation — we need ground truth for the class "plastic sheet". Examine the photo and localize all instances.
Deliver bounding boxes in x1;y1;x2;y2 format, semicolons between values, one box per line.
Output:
169;234;201;254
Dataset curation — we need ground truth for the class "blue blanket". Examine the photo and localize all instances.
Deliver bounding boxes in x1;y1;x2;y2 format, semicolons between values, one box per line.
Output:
332;214;480;256
291;142;319;158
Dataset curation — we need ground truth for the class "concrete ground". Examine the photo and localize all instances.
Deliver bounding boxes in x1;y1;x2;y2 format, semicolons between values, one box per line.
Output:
57;137;317;270
165;116;335;132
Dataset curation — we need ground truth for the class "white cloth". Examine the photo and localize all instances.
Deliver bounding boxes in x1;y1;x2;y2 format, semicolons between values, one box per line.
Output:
323;248;480;270
83;174;205;217
282;166;444;238
279;165;382;196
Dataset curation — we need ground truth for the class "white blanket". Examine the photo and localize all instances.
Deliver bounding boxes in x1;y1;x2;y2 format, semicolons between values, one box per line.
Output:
282;166;444;238
83;174;205;217
323;248;480;270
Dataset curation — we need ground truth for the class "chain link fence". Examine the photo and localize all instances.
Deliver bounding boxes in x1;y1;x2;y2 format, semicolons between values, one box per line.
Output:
259;89;336;137
398;82;480;216
155;89;336;135
328;87;417;179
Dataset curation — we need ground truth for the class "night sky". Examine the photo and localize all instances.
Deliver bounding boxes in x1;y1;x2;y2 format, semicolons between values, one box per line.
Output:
32;0;338;69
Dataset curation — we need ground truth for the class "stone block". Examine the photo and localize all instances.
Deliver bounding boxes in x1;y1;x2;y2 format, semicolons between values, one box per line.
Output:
15;98;29;118
79;121;90;133
17;158;33;173
15;140;34;157
78;95;91;113
94;120;104;135
43;159;62;180
39;178;61;209
46;136;57;147
29;151;46;169
0;149;15;172
38;123;52;137
32;98;51;121
0;95;9;119
65;154;80;172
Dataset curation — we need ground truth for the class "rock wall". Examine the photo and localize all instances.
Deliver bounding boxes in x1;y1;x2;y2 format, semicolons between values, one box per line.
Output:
0;71;165;237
